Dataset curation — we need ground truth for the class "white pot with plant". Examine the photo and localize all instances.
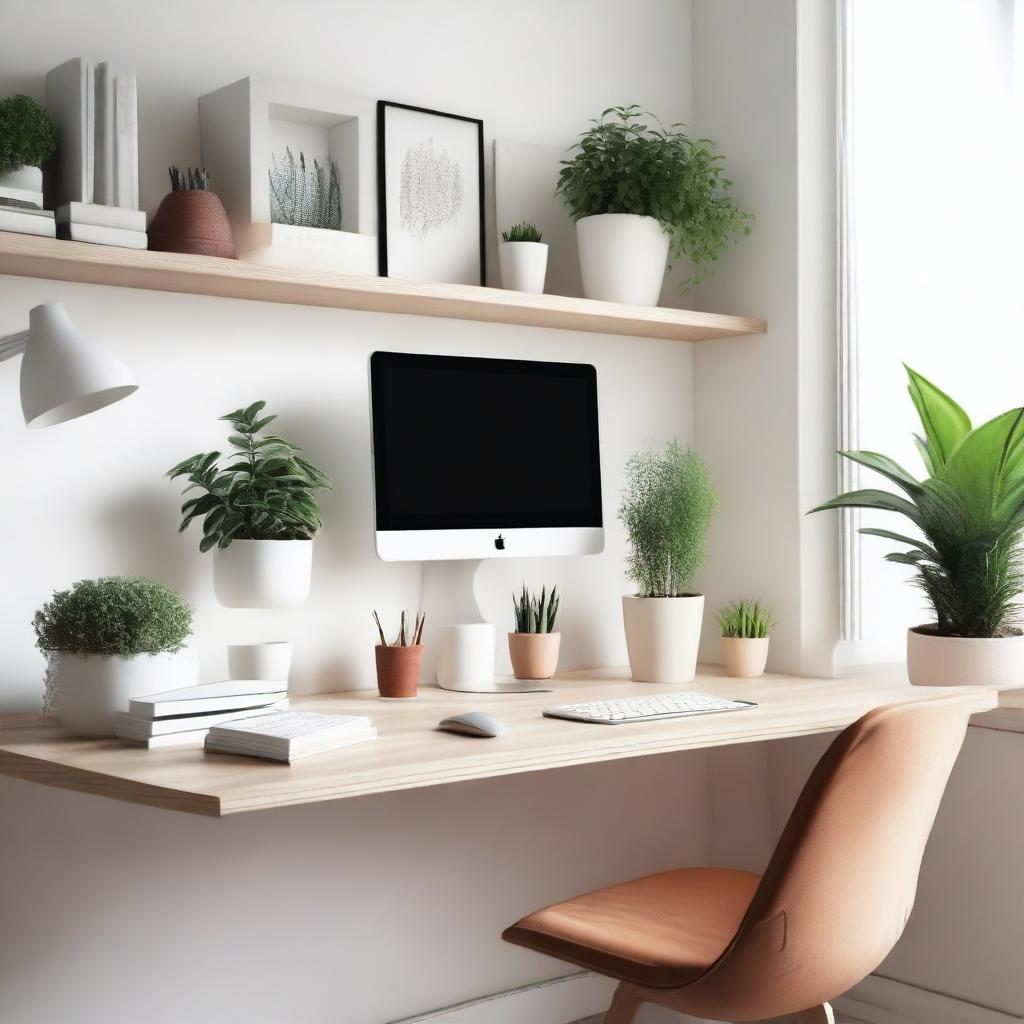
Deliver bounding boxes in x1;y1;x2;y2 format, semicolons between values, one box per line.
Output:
0;94;57;201
33;577;196;738
718;600;774;678
508;584;561;680
620;440;716;683
498;222;548;294
814;366;1024;686
169;400;331;609
556;105;752;307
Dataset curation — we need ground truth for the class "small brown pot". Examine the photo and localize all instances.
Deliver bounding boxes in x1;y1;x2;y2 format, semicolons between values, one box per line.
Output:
721;636;770;678
508;632;561;680
148;190;236;258
375;644;423;698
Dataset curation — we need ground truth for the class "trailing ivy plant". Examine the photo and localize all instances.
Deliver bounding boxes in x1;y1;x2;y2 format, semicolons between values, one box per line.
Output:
0;94;57;176
556;105;752;291
168;401;331;552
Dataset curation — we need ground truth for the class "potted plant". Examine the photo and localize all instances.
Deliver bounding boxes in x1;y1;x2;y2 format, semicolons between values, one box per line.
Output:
33;577;195;738
148;165;236;258
0;93;57;201
508;584;561;680
619;440;716;682
498;222;548;294
812;365;1024;686
373;610;425;698
717;599;774;678
556;105;752;306
168;400;331;608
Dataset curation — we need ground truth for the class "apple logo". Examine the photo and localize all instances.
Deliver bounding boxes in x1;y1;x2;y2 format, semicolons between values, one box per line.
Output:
494;534;506;551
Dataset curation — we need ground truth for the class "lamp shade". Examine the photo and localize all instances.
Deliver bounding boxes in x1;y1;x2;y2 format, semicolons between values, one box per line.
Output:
19;303;138;427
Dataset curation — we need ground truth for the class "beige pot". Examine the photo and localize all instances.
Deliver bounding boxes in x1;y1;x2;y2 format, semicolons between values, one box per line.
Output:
622;594;704;683
508;632;561;680
721;636;770;678
906;626;1024;687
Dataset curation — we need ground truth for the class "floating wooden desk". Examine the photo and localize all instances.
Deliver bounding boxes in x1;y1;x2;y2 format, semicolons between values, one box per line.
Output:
0;667;999;817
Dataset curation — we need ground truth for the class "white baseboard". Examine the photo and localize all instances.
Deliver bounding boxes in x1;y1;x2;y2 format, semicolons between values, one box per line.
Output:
836;974;1024;1024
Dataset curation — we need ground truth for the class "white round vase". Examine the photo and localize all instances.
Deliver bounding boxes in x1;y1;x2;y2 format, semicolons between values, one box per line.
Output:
213;539;313;609
576;213;670;306
622;594;704;684
0;164;43;194
436;623;496;692
906;626;1024;687
498;241;548;294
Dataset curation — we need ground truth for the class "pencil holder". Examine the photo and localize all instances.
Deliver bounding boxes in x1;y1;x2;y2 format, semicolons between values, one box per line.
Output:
375;644;423;699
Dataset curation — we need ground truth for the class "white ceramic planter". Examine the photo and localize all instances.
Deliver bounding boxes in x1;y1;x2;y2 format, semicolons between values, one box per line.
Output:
721;636;770;678
213;539;313;608
228;641;293;683
622;594;704;684
508;632;561;680
906;626;1024;687
436;623;496;691
54;649;197;738
576;213;670;306
498;241;548;294
0;164;43;193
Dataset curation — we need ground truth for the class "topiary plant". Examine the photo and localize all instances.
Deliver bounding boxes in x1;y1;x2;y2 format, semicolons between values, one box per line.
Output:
0;94;57;176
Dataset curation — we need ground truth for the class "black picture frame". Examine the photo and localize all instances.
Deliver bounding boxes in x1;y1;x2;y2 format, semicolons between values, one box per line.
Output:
376;100;486;286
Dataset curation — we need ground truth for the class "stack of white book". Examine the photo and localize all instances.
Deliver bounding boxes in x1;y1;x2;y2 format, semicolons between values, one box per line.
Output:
205;711;377;763
114;680;289;749
0;205;55;238
56;201;146;249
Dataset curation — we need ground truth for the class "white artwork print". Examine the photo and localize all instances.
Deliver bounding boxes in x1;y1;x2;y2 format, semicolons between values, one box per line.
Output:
400;138;465;238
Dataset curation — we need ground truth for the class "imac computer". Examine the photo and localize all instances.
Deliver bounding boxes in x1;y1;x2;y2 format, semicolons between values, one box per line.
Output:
369;351;603;692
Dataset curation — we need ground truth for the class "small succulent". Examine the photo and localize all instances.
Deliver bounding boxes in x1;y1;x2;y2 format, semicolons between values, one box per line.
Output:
373;610;425;647
502;221;542;243
169;166;211;191
717;599;774;639
513;584;559;634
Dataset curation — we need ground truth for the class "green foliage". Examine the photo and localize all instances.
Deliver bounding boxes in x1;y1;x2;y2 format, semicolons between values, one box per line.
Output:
717;599;774;639
811;365;1024;638
555;105;752;292
33;577;193;656
502;222;542;243
0;94;57;175
619;440;717;597
169;166;211;191
168;401;331;553
512;584;560;633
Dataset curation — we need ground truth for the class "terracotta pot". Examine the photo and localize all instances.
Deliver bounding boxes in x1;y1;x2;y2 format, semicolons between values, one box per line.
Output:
906;626;1024;686
721;636;770;678
148;190;236;258
508;632;561;680
622;594;704;683
375;644;423;698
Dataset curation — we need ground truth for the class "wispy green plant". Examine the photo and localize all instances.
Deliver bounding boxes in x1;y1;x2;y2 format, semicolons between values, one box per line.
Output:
811;365;1024;638
169;166;210;191
619;440;716;597
718;599;774;639
513;584;559;633
502;222;542;243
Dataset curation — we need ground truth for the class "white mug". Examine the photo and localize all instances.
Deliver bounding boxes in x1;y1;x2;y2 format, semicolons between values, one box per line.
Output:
228;642;293;684
435;624;496;692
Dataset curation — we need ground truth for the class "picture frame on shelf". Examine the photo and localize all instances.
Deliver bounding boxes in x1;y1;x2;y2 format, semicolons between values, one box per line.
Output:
376;100;485;286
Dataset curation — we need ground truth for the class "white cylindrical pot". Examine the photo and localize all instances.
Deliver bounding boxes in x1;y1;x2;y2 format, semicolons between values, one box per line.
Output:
907;626;1024;687
0;164;43;194
498;241;548;294
576;214;670;306
436;623;496;692
228;641;293;683
622;594;704;684
54;649;197;738
213;539;313;609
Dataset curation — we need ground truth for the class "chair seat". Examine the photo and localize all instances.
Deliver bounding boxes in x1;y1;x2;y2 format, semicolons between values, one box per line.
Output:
502;867;761;990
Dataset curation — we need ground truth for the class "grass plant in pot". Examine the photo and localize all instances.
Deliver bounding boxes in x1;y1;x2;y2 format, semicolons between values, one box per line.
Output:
718;599;774;679
373;610;425;698
498;222;548;294
556;105;751;306
169;400;331;609
620;440;716;683
812;365;1024;686
148;166;236;258
0;93;57;201
34;577;195;738
509;584;560;680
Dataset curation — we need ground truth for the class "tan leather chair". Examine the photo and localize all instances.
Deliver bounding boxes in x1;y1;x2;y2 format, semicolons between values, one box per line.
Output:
503;696;974;1023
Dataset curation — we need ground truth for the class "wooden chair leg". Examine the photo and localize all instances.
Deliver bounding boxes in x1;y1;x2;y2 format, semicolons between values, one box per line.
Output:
792;1003;835;1024
604;982;644;1024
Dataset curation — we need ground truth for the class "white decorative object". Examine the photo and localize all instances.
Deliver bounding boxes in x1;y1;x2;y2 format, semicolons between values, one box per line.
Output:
435;623;496;692
213;539;314;609
622;594;704;683
498;241;548;294
906;628;1024;687
0;165;43;194
54;649;197;738
228;642;293;683
576;213;669;306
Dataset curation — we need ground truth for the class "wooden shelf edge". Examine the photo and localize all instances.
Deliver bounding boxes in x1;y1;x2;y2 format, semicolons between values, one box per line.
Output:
0;232;767;343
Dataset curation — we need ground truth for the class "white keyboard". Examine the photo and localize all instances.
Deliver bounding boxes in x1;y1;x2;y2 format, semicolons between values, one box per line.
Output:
544;691;756;725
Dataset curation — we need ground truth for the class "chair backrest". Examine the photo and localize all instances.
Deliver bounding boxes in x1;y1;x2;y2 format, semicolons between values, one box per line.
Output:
681;696;973;1022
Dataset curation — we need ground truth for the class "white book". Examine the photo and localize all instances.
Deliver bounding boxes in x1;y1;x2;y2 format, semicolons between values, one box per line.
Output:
0;210;56;237
94;62;115;206
57;222;147;249
114;73;139;210
0;185;44;209
85;61;95;202
130;680;288;719
45;58;90;206
114;699;290;740
205;711;377;763
0;205;53;218
129;730;211;750
56;202;146;231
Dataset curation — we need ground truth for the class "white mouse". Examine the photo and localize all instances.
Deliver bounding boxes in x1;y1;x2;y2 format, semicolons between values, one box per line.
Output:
438;712;507;738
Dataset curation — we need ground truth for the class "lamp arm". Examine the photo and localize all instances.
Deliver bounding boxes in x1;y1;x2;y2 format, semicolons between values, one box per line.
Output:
0;330;29;363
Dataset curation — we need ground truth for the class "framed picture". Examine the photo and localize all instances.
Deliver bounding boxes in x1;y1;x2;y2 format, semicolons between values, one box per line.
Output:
377;101;485;285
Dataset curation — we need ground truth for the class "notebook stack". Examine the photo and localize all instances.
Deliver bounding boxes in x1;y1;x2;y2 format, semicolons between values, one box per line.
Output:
114;680;289;749
0;173;55;236
56;202;147;249
205;711;377;763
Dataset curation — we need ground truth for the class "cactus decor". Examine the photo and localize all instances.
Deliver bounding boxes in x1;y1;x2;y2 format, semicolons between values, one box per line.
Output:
149;165;235;258
168;165;211;191
509;584;561;680
268;147;342;230
512;584;559;634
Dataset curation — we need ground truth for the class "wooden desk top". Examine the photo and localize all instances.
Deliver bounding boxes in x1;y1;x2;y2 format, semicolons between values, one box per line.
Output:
0;667;1000;817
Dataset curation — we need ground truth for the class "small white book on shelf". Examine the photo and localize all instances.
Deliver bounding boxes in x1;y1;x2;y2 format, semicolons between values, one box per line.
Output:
114;699;291;741
205;711;377;763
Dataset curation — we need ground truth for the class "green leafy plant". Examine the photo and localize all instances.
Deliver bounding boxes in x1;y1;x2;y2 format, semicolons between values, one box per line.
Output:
33;577;193;656
372;609;425;647
717;599;774;639
556;105;752;292
620;440;717;597
168;401;331;553
811;365;1024;638
169;165;211;191
502;222;542;243
0;94;57;175
512;584;560;633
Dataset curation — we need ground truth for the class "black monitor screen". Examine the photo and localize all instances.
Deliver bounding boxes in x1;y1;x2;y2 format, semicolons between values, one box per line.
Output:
370;351;603;531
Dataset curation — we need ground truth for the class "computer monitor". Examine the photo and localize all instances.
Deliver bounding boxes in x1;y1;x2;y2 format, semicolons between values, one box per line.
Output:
369;351;604;561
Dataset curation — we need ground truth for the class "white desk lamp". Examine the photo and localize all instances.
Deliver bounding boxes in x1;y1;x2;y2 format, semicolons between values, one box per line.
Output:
0;302;137;427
